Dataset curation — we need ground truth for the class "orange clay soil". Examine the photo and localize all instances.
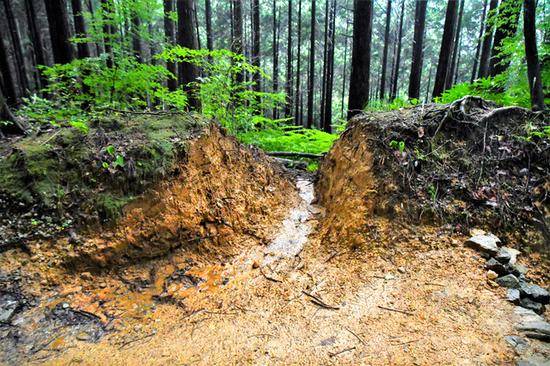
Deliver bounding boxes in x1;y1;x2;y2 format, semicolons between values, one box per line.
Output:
32;217;528;366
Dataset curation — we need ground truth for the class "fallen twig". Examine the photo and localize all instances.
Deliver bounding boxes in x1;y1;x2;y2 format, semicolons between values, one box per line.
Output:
329;346;356;357
118;331;156;350
345;327;366;346
302;290;340;310
377;305;414;316
259;267;282;283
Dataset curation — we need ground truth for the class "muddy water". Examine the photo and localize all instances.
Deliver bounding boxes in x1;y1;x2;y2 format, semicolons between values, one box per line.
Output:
263;178;316;263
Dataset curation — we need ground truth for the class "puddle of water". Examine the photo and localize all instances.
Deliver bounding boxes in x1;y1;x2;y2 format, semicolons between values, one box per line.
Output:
264;178;315;263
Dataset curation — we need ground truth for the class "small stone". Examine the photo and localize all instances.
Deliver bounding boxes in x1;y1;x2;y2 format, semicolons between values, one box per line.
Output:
495;274;520;289
252;261;259;269
507;288;521;304
397;267;406;274
465;235;499;256
508;263;529;277
81;272;93;281
516;320;550;341
0;300;19;323
384;273;395;280
76;331;91;341
62;302;70;309
519;298;545;315
496;247;520;265
519;282;550;305
485;258;507;275
487;270;498;280
504;335;528;352
99;282;107;288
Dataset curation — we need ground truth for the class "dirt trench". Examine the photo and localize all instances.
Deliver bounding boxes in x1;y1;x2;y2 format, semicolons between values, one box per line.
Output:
0;114;549;365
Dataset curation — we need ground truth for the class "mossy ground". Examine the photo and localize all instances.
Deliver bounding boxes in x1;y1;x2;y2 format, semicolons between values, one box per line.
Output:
0;113;208;248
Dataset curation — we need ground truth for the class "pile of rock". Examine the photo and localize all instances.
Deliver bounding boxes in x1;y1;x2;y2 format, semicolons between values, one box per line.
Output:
465;232;549;315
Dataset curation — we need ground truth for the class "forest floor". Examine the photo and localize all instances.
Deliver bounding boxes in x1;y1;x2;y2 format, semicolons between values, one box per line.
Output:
0;101;549;365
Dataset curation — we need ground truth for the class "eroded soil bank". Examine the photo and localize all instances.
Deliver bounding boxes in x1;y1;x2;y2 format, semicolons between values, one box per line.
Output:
0;104;549;365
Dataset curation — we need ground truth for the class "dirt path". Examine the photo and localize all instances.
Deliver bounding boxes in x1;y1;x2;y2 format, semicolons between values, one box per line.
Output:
34;175;548;365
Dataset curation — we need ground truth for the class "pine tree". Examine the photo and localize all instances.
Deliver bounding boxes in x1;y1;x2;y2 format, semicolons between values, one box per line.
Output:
471;0;488;83
284;0;293;117
164;0;178;91
379;0;391;100
408;0;427;100
251;0;261;92
177;0;200;108
348;0;372;119
432;0;459;99
71;0;91;59
45;0;75;64
523;0;545;110
390;0;405;101
205;0;213;50
478;0;498;78
489;0;521;77
4;0;29;94
307;0;316;128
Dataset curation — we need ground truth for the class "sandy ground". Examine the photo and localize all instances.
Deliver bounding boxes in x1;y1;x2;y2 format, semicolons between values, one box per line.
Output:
26;179;535;366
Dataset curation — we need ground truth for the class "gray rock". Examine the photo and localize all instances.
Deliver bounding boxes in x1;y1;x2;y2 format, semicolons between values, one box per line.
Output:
496;274;520;289
519;298;545;315
496;246;520;265
0;300;19;324
517;356;550;366
504;335;528;352
508;264;529;277
519;282;550;305
516;321;550;341
465;235;499;255
486;258;507;275
507;289;521;304
514;306;544;323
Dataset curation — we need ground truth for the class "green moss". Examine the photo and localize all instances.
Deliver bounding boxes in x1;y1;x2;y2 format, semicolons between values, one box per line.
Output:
96;194;135;221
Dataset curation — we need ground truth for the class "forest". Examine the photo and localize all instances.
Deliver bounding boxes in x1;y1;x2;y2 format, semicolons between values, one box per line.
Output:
0;0;549;365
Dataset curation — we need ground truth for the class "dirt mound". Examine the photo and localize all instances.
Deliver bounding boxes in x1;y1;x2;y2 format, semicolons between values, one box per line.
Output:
69;125;296;267
317;97;549;251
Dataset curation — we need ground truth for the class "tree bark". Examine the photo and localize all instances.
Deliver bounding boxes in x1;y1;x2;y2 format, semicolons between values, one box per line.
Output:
320;0;329;126
322;0;336;133
471;0;488;83
272;0;280;119
307;0;315;128
284;0;293;117
45;0;75;64
347;0;372;119
0;88;27;136
294;0;302;124
231;0;244;83
390;0;405;101
489;0;521;77
523;0;545;110
379;0;391;100
71;0;91;59
408;0;427;100
4;0;30;94
445;0;464;90
478;0;498;78
24;0;48;89
0;35;17;104
132;15;143;62
251;0;261;92
164;0;177;91
100;0;113;68
205;0;213;50
432;0;459;99
177;0;200;109
340;19;350;119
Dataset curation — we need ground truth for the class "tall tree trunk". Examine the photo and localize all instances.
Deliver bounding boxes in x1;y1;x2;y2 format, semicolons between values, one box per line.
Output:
87;0;102;56
322;0;336;133
390;0;405;101
408;0;427;100
320;0;329;126
489;0;521;77
471;0;488;83
432;0;459;99
284;0;293;117
132;15;143;61
4;0;29;94
272;0;280;119
177;0;200;109
294;0;302;124
45;0;75;64
478;0;498;78
24;0;48;89
100;0;113;68
445;0;464;90
307;0;316;128
425;65;433;103
205;0;213;50
0;36;17;104
193;0;201;49
453;37;462;83
164;0;177;91
251;0;261;92
347;0;372;119
71;0;91;59
341;19;350;119
231;0;244;83
523;0;545;110
379;0;391;100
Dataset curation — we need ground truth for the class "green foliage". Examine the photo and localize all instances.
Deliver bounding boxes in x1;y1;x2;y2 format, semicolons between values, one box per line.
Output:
159;47;285;132
389;140;406;153
237;125;338;155
366;98;419;111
